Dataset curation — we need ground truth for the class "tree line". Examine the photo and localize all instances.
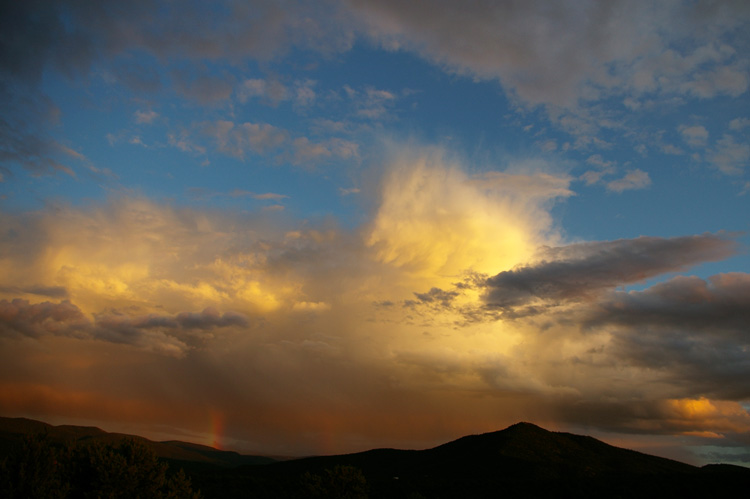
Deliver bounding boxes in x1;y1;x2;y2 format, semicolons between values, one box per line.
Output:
0;433;201;498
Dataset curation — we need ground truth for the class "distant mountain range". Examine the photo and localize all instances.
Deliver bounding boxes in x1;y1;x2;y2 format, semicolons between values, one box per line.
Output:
2;417;748;498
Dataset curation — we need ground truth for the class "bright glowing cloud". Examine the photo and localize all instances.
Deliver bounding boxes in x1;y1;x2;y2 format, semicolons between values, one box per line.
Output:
367;147;570;284
1;0;749;467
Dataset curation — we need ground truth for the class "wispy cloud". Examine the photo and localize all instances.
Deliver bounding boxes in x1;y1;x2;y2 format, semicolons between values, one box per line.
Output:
606;169;651;192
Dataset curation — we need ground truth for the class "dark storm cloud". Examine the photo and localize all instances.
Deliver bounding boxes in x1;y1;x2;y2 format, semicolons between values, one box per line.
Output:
413;287;459;307
0;298;89;339
1;0;353;90
592;273;750;335
589;273;750;399
0;298;249;356
175;308;249;329
0;285;69;298
484;233;736;310
557;397;750;437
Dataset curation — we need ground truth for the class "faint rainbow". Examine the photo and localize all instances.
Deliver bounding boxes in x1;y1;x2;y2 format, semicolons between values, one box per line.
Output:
209;410;224;450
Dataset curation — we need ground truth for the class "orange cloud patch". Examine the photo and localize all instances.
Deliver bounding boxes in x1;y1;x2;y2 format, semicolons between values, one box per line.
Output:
664;397;750;435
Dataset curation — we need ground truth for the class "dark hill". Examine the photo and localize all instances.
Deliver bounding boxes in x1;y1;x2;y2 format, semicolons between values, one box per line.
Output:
0;416;274;468
2;417;749;498
229;422;749;498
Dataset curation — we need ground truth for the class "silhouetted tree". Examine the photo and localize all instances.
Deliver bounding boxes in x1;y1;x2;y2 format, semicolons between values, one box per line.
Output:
0;435;200;499
301;465;368;499
0;433;69;499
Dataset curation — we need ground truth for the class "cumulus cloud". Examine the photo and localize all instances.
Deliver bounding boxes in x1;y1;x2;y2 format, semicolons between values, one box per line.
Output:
729;118;750;131
347;0;750;108
680;125;709;147
367;147;571;282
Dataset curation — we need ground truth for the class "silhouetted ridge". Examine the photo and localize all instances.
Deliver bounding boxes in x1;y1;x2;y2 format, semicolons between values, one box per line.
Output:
3;417;749;498
0;416;274;468
431;422;695;477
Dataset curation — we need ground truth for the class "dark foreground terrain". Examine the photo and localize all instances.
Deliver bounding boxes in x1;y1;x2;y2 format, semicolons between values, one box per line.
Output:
2;417;749;498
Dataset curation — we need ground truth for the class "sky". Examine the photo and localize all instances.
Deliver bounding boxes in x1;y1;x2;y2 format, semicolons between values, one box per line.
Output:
1;0;750;466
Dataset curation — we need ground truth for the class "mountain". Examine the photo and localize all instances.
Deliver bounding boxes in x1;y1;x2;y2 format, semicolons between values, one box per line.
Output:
0;416;274;468
2;417;749;498
229;422;749;498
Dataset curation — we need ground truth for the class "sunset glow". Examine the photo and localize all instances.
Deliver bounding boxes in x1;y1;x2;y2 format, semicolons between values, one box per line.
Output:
1;0;749;466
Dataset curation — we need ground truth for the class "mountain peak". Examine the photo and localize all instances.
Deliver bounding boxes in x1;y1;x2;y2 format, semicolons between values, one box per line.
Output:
504;421;548;432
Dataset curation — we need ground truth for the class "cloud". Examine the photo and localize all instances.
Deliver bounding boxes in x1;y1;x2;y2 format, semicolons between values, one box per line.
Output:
592;273;750;335
172;68;236;105
0;298;249;357
680;125;709;147
237;78;289;104
134;110;159;124
0;299;90;339
0;144;748;457
235;77;315;107
248;192;288;201
413;287;459;307
290;137;360;165
708;134;750;175
355;86;398;119
586;273;750;400
729;118;750;131
606;169;651;192
580;155;616;186
0;285;68;299
201;120;289;158
366;147;571;282
347;0;750;108
294;79;317;107
0;0;352;177
0;81;78;177
1;1;349;85
483;234;736;311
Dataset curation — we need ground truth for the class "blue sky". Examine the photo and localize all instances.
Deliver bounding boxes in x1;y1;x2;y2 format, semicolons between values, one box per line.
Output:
1;0;750;465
